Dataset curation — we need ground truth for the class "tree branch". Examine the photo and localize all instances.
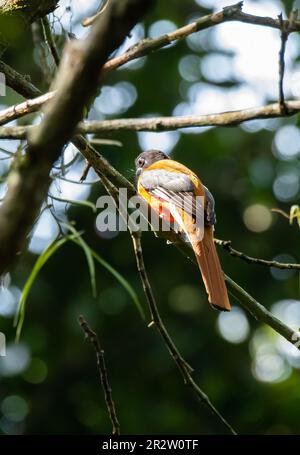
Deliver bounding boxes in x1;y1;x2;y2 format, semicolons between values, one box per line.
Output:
41;16;60;67
0;59;41;98
0;92;53;126
75;101;300;132
278;13;289;114
0;0;154;275
78;315;120;435
215;238;300;270
1;100;300;136
0;0;59;23
225;274;300;347
81;0;110;27
1;2;300;124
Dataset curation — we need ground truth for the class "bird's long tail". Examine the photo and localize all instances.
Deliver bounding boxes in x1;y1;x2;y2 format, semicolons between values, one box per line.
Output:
190;227;231;311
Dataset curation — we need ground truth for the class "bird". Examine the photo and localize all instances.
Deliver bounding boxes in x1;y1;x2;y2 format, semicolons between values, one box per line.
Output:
135;149;231;312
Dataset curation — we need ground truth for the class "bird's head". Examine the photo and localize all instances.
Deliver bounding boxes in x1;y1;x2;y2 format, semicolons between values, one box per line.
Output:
135;150;169;177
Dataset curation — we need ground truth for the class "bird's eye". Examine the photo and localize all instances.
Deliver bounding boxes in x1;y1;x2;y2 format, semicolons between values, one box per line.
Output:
138;158;145;166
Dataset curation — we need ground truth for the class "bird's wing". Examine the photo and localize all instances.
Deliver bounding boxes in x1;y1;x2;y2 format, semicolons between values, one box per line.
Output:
139;169;216;226
139;169;203;220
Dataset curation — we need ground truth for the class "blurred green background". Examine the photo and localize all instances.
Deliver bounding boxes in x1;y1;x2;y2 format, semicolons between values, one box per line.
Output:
0;0;300;435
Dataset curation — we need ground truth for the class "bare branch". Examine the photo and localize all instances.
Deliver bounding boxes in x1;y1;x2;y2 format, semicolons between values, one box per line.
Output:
76;101;300;132
0;93;54;126
41;17;61;67
0;60;41;99
2;2;300;125
225;274;300;349
215;239;300;270
82;0;110;27
278;13;289;114
1;100;300;137
78;315;120;435
80;159;92;182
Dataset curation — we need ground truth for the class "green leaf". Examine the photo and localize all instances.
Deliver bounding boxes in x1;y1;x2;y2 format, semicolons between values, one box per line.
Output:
66;226;145;319
14;234;81;341
15;224;144;341
49;194;97;213
63;223;97;298
90;247;145;320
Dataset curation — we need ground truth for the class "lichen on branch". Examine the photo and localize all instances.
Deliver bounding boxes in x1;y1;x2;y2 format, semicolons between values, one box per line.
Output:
0;0;59;22
0;0;59;53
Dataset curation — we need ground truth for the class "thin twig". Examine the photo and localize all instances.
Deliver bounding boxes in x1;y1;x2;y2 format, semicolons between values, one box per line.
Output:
80;160;92;182
41;17;61;67
215;238;300;270
78;315;120;435
278;13;289;114
82;0;110;27
31;21;53;85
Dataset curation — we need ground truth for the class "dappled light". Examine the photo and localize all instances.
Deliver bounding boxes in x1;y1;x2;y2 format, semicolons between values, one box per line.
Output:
0;0;300;439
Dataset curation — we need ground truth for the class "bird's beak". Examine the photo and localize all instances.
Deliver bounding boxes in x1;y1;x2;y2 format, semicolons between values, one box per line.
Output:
136;168;142;177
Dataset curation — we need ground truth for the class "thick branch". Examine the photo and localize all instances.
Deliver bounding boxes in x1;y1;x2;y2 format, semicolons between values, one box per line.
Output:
0;0;154;274
1;100;300;136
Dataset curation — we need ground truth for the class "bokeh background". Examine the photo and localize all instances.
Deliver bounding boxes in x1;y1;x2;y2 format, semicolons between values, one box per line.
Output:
1;0;300;435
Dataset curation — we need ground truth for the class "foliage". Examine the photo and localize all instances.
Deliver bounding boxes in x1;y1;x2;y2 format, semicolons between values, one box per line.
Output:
0;0;300;435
